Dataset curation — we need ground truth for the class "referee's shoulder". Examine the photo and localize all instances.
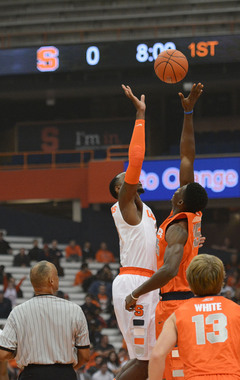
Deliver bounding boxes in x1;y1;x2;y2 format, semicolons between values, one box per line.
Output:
56;297;83;311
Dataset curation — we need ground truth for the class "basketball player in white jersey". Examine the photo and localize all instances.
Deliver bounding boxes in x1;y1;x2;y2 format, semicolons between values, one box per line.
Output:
109;85;159;380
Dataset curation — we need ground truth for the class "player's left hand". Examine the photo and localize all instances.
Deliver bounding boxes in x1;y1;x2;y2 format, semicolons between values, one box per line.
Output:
125;294;137;311
178;82;204;112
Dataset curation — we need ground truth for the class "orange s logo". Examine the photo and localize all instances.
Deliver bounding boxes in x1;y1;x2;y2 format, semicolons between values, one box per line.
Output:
41;127;59;152
111;206;117;214
134;305;144;317
37;46;59;72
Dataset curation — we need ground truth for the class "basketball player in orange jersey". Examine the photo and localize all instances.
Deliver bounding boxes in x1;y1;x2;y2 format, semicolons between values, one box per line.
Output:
149;254;240;380
109;85;159;380
125;83;208;380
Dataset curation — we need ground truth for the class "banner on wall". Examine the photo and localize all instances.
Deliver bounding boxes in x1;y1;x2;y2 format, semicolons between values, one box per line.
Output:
17;119;132;152
124;157;240;200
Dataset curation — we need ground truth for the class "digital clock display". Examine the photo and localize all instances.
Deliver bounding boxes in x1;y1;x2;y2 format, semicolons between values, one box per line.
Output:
0;34;239;76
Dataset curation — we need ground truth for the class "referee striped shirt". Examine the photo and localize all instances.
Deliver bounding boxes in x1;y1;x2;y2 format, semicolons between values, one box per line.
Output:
0;295;90;369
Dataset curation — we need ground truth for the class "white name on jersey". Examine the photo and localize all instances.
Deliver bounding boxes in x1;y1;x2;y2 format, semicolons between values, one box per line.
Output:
194;303;222;312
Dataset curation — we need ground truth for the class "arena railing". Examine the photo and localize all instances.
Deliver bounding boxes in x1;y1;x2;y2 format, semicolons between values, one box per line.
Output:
0;146;129;170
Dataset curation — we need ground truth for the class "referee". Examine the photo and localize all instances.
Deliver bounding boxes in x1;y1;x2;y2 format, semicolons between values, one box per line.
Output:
0;261;90;380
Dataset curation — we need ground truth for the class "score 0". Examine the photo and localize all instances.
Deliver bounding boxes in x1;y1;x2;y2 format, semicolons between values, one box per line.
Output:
188;40;219;58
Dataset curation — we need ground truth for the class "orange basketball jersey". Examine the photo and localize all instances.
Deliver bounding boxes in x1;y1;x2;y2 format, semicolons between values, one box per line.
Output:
156;210;202;294
175;296;240;378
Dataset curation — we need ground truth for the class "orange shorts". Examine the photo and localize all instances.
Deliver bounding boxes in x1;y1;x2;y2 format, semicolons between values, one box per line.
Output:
155;299;188;338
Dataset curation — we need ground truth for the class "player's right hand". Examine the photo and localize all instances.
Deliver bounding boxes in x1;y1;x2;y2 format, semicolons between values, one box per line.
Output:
125;293;137;311
122;85;146;116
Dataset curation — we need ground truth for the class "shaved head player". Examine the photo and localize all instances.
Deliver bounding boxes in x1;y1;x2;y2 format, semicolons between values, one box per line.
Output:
110;85;159;380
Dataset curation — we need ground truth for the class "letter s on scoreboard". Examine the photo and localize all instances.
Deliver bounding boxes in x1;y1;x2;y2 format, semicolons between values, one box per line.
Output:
37;46;59;72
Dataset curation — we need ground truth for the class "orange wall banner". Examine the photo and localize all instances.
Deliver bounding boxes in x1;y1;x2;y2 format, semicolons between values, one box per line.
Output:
0;161;124;207
0;168;88;207
88;160;124;204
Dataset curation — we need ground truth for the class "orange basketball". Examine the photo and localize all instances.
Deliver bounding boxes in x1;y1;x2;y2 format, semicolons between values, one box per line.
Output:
154;49;188;84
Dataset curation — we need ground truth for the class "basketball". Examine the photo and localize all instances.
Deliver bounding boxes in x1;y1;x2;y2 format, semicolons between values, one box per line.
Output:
154;49;188;84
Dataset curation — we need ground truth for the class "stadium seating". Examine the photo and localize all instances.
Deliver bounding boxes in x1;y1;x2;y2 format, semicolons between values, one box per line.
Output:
0;0;239;47
0;234;123;350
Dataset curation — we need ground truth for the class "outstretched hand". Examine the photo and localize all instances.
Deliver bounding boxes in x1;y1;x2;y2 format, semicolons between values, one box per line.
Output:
178;83;204;112
122;84;146;119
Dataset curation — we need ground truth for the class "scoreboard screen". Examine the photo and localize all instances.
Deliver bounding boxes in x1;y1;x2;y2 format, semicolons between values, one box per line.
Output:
0;34;239;76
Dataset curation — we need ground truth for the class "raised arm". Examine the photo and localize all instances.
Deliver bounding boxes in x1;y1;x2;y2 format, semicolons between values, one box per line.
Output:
125;221;188;310
118;85;146;225
178;83;203;187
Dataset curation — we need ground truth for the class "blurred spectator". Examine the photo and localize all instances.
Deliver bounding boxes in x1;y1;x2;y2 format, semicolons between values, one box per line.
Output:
82;241;95;262
92;361;114;380
118;347;129;368
97;284;111;313
42;243;50;260
96;264;113;283
84;311;103;346
221;284;235;299
86;355;104;378
107;351;121;377
107;305;118;329
49;239;63;263
226;268;240;288
4;279;18;307
82;294;100;316
56;290;69;300
226;252;240;272
65;239;82;262
0;232;11;255
74;263;93;292
0;266;8;286
0;290;12;318
95;242;115;263
51;257;64;277
94;307;108;330
75;366;90;380
232;287;240;304
84;344;100;373
212;237;237;254
13;248;30;267
95;335;114;358
28;239;45;262
4;276;26;306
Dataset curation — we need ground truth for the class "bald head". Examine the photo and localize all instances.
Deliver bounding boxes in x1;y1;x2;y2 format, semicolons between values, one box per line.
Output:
30;261;59;294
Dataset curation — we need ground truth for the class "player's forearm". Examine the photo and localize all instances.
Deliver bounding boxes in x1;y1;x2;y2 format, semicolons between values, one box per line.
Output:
132;266;174;298
148;354;165;380
180;113;195;161
132;244;184;298
136;108;145;120
125;119;145;185
74;348;90;370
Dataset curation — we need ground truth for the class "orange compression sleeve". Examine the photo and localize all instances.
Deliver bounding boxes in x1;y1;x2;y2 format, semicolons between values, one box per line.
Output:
125;119;145;185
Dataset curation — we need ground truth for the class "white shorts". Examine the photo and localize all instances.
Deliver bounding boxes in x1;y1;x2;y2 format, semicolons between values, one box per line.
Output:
112;273;159;360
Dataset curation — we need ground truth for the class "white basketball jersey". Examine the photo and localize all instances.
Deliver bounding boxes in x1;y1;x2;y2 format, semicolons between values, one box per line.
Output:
111;201;157;271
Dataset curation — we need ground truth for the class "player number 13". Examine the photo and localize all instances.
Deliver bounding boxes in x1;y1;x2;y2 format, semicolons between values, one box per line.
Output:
192;313;228;345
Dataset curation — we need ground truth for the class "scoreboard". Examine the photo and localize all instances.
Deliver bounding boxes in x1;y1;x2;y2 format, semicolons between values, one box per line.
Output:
0;34;239;76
